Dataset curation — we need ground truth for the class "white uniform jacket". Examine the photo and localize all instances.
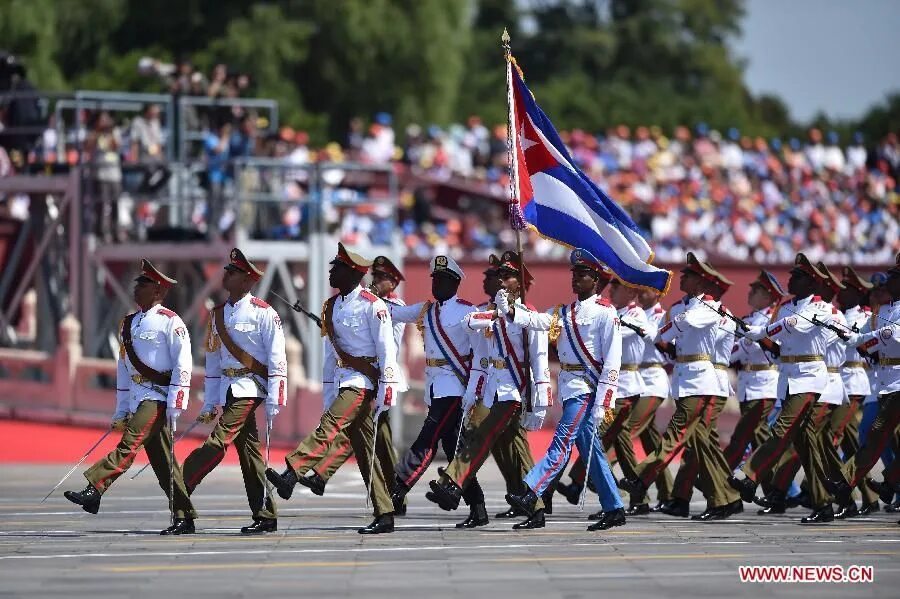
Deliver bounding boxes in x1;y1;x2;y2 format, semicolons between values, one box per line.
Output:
505;295;621;410
658;295;721;399
319;286;399;410
640;303;669;399
463;298;551;410
731;308;779;402
617;302;648;399
116;304;192;418
841;305;871;398
389;295;475;400
203;294;287;411
746;295;831;396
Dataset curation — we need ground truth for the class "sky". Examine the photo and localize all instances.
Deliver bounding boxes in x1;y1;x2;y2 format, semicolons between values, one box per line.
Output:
733;0;900;122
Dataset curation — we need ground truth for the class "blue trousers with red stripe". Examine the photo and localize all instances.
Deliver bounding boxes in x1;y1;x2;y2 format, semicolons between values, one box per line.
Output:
524;393;624;512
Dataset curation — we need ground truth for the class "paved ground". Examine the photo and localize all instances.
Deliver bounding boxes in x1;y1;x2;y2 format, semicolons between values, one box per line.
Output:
1;463;898;598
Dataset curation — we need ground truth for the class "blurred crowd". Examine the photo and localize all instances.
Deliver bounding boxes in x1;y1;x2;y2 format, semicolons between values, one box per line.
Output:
2;60;899;264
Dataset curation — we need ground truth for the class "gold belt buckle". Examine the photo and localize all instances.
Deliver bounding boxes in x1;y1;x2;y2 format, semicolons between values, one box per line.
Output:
131;374;144;383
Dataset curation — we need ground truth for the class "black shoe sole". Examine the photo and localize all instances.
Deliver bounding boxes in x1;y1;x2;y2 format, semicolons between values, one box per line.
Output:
506;494;536;517
264;469;294;501
588;517;626;531
456;518;489;529
297;477;325;497
358;526;394;535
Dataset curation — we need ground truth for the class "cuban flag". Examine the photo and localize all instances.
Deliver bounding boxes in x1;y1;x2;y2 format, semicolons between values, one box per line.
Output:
507;58;672;294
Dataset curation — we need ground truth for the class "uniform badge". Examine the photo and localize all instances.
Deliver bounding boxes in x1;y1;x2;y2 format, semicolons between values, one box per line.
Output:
607;370;618;382
377;309;388;322
384;367;394;379
274;315;282;329
880;328;893;340
481;357;490;369
786;317;798;327
180;371;190;384
435;256;448;268
174;327;186;338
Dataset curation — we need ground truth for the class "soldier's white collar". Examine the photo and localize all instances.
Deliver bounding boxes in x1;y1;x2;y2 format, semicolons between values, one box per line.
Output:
227;293;251;308
574;293;597;307
436;294;458;307
341;285;364;301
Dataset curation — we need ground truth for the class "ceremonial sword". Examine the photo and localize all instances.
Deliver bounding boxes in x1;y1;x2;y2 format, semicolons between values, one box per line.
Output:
40;429;112;503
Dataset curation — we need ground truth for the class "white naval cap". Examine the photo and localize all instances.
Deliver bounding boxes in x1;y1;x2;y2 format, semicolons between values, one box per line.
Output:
430;255;464;281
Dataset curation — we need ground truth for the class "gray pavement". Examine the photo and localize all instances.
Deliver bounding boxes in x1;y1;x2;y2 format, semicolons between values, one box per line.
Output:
1;462;898;598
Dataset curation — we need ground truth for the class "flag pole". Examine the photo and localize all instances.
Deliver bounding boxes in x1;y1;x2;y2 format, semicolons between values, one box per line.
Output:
502;28;533;411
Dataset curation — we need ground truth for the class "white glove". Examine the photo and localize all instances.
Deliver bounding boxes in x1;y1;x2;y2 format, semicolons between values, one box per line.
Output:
494;289;511;316
521;408;546;431
166;407;182;423
266;404;280;421
376;383;396;415
593;384;616;420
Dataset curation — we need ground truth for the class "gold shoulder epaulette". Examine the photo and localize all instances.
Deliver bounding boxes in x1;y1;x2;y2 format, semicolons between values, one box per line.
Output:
204;313;220;353
549;304;564;344
415;300;433;335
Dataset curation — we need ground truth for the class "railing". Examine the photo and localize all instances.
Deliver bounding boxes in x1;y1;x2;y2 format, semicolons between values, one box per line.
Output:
0;313;327;441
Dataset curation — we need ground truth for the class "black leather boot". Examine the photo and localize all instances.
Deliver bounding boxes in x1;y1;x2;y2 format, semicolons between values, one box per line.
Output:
358;513;394;535
859;501;880;516
587;507;626;531
824;477;853;506
650;499;669;512
800;505;834;524
512;508;545;529
835;502;859;519
425;479;462;511
727;476;758;504
757;503;786;515
297;471;326;496
506;489;539;517
241;518;277;534
160;518;195;536
64;484;101;515
867;478;898;505
456;503;489;529
617;477;648;497
495;505;527;519
659;498;690;518
626;502;650;516
556;481;583;505
692;505;725;521
542;489;554;515
265;467;298;500
755;489;786;508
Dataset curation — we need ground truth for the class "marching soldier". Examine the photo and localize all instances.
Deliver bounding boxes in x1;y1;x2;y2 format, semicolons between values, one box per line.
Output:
758;263;849;519
619;252;742;520
666;265;741;520
469;254;541;521
297;256;409;517
386;255;490;527
634;287;674;512
598;278;649;517
64;259;196;535
266;243;399;534
725;271;783;513
504;249;627;531
182;248;287;534
827;254;900;510
833;267;880;515
729;253;839;523
425;251;551;529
